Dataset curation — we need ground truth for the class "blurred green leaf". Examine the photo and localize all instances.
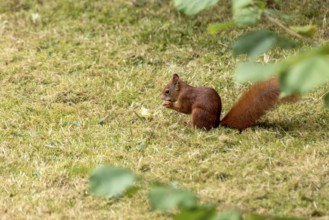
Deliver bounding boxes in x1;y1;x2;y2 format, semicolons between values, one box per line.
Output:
149;186;198;211
280;44;329;70
233;7;261;26
235;44;329;97
89;165;138;198
232;0;253;9
281;56;329;94
289;25;317;38
324;93;329;109
233;30;295;59
213;210;243;220
232;0;262;26
275;36;298;49
233;30;276;58
173;0;219;16
174;205;217;220
254;1;266;9
207;21;237;34
235;62;279;83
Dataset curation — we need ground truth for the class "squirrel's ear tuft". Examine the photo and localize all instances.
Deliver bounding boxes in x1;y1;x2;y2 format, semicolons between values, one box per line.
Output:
173;74;179;84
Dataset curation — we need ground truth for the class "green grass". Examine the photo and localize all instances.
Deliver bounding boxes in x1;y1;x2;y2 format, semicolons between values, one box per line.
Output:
0;0;328;219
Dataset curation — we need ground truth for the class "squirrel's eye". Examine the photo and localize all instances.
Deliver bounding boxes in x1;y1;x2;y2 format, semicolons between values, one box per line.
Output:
165;89;170;94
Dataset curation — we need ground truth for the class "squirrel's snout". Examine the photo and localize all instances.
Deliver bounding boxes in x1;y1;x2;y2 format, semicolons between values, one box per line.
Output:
161;95;171;101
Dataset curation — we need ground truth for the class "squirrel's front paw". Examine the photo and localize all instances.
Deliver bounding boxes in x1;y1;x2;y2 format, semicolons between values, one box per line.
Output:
162;100;172;107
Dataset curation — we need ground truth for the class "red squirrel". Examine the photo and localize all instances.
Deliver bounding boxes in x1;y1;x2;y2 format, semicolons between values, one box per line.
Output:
161;74;283;131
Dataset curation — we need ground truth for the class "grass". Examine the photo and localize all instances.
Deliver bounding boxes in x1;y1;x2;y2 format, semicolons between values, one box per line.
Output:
0;0;328;219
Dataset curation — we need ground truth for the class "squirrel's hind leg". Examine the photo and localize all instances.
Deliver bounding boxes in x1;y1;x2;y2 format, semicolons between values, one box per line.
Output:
191;108;220;131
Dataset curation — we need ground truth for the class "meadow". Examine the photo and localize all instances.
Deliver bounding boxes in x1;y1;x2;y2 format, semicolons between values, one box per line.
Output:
0;0;328;219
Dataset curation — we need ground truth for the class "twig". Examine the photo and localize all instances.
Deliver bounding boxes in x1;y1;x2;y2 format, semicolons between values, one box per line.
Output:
133;111;145;121
319;90;329;101
263;12;319;45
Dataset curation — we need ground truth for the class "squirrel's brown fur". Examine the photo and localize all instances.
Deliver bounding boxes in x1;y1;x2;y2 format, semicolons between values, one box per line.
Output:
220;78;280;131
161;74;222;130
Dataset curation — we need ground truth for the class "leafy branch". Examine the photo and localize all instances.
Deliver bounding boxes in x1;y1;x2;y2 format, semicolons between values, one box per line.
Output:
173;0;329;108
262;9;318;45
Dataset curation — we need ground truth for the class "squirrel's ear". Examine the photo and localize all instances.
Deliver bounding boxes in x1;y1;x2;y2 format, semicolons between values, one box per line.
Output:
172;74;179;85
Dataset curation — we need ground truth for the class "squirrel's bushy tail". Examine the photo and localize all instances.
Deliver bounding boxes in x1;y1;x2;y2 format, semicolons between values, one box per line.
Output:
220;78;281;131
